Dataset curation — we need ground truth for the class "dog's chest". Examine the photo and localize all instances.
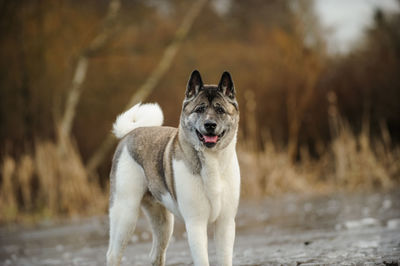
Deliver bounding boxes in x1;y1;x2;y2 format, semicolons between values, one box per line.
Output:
171;151;238;224
200;153;235;221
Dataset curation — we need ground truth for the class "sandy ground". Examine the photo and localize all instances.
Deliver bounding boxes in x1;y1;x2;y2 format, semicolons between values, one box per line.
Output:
1;191;399;265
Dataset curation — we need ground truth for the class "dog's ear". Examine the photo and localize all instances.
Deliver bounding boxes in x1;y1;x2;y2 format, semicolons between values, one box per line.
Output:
186;70;203;99
218;71;235;99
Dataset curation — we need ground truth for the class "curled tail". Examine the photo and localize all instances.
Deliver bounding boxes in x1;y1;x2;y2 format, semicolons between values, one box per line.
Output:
112;103;164;139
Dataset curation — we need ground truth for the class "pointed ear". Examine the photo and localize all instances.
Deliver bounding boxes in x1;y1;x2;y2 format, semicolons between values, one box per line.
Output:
186;70;203;98
218;71;235;99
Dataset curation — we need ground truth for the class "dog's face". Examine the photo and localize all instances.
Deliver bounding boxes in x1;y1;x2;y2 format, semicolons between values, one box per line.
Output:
180;70;239;150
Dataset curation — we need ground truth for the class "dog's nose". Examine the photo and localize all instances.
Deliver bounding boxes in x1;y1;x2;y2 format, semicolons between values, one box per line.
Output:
204;121;217;132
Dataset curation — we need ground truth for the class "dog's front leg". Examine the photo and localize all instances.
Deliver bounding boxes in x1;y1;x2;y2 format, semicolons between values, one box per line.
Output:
214;217;235;266
185;220;209;266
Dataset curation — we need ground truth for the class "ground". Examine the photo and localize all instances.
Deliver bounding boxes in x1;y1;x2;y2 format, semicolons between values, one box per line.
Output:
0;191;399;265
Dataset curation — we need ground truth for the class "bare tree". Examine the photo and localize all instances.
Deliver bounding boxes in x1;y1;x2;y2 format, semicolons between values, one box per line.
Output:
58;0;121;151
286;49;322;162
86;0;209;173
280;1;325;162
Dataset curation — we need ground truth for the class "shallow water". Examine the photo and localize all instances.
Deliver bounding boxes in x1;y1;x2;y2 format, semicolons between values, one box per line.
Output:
1;191;399;265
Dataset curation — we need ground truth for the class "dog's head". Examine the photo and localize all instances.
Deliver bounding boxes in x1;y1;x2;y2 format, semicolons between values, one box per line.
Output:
180;70;239;151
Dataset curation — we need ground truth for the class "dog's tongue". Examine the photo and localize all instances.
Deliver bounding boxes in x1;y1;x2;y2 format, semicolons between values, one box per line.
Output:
203;135;218;143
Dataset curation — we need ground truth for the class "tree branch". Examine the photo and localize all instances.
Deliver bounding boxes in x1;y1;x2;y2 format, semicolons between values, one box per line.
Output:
86;0;208;173
58;0;121;142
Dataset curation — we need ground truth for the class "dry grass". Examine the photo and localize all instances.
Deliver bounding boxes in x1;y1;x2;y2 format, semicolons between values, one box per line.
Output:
239;144;326;197
0;135;107;224
1;110;399;224
239;92;399;197
239;125;399;198
330;125;395;189
1;155;18;221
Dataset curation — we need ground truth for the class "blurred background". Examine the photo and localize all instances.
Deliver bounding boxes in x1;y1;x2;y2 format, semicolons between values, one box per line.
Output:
0;0;399;223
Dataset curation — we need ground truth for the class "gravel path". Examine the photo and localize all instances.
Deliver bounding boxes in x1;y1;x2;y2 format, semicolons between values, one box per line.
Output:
1;191;399;265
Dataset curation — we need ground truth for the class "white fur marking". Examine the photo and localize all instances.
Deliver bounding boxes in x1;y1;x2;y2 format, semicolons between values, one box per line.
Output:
114;146;147;199
173;159;210;222
107;146;147;266
112;103;164;139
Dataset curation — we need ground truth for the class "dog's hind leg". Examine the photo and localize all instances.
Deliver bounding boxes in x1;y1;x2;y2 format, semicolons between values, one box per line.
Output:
141;194;174;266
107;147;147;266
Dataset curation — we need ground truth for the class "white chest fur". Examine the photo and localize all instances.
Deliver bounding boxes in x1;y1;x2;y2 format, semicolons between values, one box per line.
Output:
200;152;223;223
172;145;240;224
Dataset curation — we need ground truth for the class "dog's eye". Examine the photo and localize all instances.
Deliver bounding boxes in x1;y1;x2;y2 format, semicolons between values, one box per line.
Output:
215;106;225;114
195;106;205;113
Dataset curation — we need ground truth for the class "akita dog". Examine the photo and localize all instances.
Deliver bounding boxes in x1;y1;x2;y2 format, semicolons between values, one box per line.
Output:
106;70;240;266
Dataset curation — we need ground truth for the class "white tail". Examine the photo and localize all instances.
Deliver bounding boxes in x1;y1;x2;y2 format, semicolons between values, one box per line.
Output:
112;103;164;139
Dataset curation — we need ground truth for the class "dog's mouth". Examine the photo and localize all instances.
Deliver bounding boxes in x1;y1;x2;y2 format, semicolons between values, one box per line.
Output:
196;130;225;148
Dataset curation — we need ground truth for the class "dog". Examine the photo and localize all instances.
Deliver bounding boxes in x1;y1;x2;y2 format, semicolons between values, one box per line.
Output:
106;70;240;266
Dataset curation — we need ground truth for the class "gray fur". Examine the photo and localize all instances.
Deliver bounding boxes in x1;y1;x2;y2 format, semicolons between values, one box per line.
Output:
126;126;177;201
107;70;240;266
180;85;239;152
109;77;239;209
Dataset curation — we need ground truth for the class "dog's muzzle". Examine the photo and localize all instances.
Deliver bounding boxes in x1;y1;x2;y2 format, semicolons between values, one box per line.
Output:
196;122;225;148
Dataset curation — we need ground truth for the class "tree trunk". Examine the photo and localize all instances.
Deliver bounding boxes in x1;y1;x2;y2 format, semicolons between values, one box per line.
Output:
86;0;209;173
58;0;121;152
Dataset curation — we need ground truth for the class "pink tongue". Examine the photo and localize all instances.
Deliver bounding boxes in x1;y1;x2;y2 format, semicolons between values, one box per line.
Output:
203;135;218;143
